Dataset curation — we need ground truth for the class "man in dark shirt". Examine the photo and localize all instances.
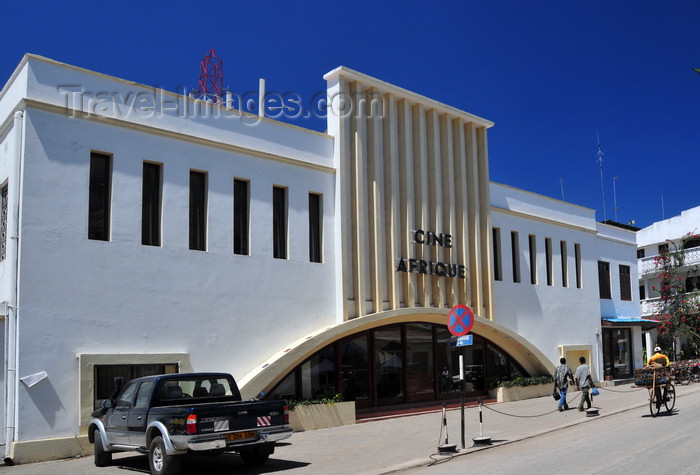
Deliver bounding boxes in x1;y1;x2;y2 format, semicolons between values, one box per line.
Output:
553;357;574;412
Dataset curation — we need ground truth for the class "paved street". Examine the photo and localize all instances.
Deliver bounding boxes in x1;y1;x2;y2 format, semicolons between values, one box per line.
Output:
3;383;699;474
405;387;700;474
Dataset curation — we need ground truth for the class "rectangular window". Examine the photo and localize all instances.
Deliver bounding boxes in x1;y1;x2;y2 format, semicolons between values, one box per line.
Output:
142;162;162;246
545;237;553;286
639;285;646;300
636;248;645;259
189;170;207;251
560;241;568;287
619;265;631;301
598;261;612;299
528;234;537;285
658;243;668;254
493;227;502;281
94;364;177;410
511;231;520;283
1;183;7;260
309;193;322;263
88;152;111;241
273;186;287;259
233;179;250;255
575;243;582;289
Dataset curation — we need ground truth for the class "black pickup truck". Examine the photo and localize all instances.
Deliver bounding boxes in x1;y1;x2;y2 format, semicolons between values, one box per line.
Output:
88;372;292;475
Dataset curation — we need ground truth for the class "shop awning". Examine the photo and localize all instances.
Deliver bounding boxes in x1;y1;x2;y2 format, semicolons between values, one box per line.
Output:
601;317;660;329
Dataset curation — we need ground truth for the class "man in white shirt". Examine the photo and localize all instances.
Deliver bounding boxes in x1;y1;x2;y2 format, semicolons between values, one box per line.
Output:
574;356;594;412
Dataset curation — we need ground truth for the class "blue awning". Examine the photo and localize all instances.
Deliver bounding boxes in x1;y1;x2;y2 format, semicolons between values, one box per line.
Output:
601;317;660;328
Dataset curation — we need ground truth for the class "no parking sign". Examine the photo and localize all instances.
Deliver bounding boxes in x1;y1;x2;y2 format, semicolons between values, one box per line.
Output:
447;305;474;337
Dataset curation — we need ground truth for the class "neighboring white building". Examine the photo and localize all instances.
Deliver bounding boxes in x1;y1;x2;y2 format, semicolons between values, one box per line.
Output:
637;205;700;358
0;55;641;463
490;186;644;382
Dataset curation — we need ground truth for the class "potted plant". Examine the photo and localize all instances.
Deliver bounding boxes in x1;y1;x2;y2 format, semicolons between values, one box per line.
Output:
488;376;554;402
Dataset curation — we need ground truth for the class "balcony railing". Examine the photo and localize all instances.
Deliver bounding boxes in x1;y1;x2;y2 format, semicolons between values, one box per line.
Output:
640;298;661;317
640;292;700;317
639;246;700;276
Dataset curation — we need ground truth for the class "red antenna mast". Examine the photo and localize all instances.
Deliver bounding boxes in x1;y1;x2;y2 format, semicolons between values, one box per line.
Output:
197;49;224;102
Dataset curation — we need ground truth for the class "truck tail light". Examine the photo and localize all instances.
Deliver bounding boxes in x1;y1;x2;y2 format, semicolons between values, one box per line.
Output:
186;414;198;434
283;405;289;424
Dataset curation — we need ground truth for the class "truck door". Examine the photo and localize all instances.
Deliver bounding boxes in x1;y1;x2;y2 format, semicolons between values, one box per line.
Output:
106;381;138;445
127;381;154;445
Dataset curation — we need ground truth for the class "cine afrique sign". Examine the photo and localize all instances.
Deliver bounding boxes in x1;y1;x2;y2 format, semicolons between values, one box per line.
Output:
395;229;467;279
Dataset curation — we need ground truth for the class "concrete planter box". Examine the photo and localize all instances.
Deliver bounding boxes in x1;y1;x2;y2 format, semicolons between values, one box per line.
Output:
288;401;356;432
488;383;552;403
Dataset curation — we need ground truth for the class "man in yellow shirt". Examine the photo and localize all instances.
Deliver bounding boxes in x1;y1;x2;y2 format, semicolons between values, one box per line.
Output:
647;346;670;366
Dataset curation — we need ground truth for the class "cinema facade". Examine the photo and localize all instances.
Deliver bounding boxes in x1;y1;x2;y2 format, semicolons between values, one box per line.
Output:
0;56;640;462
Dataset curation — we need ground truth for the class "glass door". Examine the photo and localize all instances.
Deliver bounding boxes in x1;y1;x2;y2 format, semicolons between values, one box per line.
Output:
603;328;632;379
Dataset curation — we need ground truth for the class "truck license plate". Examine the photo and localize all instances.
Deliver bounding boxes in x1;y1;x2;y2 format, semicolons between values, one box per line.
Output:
225;431;257;442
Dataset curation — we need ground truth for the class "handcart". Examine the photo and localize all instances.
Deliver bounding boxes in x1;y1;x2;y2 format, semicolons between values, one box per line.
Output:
634;366;675;417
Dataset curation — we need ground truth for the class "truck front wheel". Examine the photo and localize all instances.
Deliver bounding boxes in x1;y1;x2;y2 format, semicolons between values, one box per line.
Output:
93;431;112;467
149;436;182;475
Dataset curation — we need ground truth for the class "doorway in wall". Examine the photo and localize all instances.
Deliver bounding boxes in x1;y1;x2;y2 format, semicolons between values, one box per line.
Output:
602;328;632;379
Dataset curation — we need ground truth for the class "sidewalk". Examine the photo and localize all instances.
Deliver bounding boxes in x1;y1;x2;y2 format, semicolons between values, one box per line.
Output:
272;382;700;474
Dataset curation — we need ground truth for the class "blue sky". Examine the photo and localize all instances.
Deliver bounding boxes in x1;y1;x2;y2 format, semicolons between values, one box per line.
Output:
2;1;698;229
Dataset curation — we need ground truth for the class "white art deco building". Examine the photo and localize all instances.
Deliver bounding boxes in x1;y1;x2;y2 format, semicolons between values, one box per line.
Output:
0;55;641;463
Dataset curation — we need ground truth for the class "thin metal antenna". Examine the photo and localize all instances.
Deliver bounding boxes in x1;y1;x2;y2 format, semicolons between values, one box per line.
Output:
613;177;619;222
560;178;565;200
661;194;665;220
596;131;606;221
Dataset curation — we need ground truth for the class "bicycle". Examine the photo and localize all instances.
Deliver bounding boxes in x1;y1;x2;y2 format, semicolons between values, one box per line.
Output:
635;366;676;417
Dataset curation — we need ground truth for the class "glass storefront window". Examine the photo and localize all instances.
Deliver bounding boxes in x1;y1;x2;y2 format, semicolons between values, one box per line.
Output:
462;339;485;392
341;335;370;408
436;327;460;396
486;344;510;383
406;323;435;402
436;329;485;395
266;322;529;408
301;344;337;399
265;371;296;401
375;326;404;405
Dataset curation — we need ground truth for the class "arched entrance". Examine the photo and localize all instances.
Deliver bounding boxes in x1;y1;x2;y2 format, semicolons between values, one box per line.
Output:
239;309;554;408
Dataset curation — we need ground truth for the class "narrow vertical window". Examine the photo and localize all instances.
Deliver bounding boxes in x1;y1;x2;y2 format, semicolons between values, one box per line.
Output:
273;186;287;259
575;243;582;289
492;227;502;281
142;162;162;246
560;240;568;287
88;152;111;241
511;231;520;283
545;237;553;286
619;265;631;301
598;261;611;299
309;193;322;263
189;170;207;251
233;179;249;255
0;183;7;260
528;234;537;285
639;285;646;300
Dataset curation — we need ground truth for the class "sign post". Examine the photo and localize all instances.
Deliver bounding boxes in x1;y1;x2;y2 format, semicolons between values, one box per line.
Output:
447;304;474;450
